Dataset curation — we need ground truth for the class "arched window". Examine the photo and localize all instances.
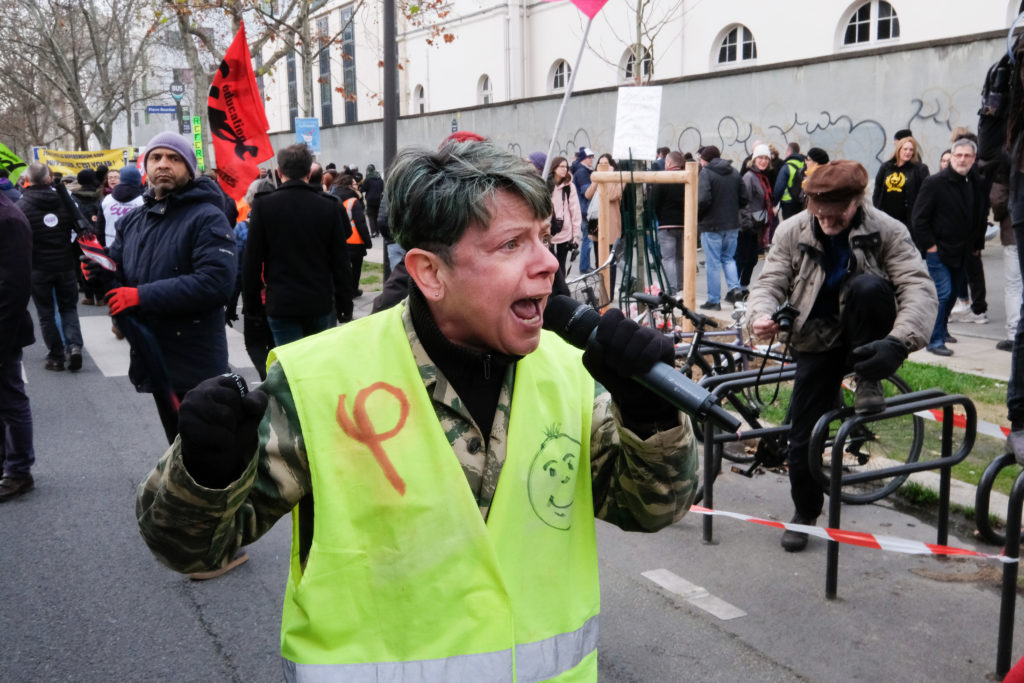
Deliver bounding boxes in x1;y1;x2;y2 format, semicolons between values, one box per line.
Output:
717;25;757;64
478;74;492;105
843;1;900;45
551;60;571;92
622;45;652;82
413;84;425;114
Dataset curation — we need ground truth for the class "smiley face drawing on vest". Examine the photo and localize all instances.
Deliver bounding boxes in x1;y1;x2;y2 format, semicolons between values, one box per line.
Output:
527;424;582;530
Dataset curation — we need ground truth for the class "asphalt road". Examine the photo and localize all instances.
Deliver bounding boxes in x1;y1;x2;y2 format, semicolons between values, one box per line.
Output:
2;295;1023;682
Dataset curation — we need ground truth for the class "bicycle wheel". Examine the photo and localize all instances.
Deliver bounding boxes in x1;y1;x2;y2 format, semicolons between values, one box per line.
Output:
823;373;925;504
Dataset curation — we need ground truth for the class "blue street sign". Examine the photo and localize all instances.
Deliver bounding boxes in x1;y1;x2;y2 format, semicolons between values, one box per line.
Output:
147;105;178;115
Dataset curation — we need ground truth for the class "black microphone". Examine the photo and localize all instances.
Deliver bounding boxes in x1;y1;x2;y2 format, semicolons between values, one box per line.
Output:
543;295;741;433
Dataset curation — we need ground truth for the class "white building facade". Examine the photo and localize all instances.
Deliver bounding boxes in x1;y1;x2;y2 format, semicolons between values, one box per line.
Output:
256;0;1022;173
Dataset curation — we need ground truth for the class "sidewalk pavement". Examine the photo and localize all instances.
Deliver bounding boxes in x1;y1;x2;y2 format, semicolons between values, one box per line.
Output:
358;240;1017;520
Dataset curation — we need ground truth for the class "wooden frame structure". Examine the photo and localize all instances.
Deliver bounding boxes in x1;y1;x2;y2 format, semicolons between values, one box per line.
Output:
588;160;700;311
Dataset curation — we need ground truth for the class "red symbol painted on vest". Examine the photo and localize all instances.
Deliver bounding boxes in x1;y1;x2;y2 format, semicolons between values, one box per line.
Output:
336;382;410;495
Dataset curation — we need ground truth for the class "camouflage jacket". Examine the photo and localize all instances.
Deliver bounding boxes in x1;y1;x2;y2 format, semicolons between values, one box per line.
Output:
136;303;698;574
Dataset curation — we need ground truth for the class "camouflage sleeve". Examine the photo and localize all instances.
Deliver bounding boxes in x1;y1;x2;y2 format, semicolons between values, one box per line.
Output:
590;390;698;532
135;361;310;573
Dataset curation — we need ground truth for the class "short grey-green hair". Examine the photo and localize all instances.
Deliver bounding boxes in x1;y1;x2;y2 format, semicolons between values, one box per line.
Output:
386;140;552;262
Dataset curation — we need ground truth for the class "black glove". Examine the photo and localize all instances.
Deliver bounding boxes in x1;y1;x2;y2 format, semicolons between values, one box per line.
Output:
179;375;269;489
850;335;908;381
582;308;678;429
79;255;118;293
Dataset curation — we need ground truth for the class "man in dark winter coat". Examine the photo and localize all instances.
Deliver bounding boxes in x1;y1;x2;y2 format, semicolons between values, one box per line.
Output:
697;146;748;310
89;131;237;444
360;164;384;238
73;168;108;306
0;192;36;502
773;142;807;220
911;138;989;356
17;162;87;372
244;143;354;347
650;151;687;293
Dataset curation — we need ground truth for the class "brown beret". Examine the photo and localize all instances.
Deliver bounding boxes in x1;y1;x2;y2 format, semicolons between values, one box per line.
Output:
803;160;868;212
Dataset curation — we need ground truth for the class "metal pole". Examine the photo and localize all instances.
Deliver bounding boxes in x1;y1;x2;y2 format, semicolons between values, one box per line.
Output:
702;419;715;543
541;17;592;179
382;0;397;172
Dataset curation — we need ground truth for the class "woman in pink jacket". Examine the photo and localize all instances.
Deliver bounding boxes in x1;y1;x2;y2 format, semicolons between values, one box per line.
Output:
546;156;582;275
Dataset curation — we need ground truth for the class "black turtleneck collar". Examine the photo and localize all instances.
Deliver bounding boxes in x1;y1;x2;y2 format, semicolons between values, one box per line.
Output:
408;285;521;439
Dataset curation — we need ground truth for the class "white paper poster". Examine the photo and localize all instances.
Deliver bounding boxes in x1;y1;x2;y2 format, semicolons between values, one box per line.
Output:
612;86;662;161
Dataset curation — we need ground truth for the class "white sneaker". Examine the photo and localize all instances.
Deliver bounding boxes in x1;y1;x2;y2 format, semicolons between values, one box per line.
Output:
962;310;990;324
950;299;971;320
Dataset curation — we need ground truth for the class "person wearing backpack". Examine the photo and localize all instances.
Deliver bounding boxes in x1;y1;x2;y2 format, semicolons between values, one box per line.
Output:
773;142;806;221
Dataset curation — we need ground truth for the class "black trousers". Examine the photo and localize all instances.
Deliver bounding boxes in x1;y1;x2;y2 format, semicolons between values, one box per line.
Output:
786;274;897;518
735;230;760;287
964;251;988;314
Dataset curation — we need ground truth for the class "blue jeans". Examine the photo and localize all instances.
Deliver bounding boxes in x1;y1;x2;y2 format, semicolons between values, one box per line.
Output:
924;252;964;349
387;243;407;273
702;230;740;303
579;232;594;273
267;312;334;347
657;228;684;293
0;350;34;477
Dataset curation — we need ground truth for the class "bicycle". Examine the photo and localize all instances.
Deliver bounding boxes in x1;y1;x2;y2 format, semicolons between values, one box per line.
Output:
630;290;925;505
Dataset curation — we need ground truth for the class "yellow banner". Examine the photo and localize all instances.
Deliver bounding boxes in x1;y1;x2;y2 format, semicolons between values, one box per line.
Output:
35;147;133;175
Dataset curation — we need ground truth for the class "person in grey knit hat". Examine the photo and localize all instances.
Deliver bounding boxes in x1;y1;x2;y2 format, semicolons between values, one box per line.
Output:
143;131;198;179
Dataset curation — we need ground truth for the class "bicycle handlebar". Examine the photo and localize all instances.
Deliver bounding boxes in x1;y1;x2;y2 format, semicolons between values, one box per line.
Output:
632;292;718;330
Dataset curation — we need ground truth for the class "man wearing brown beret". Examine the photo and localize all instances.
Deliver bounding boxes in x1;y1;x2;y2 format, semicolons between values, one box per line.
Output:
745;160;937;552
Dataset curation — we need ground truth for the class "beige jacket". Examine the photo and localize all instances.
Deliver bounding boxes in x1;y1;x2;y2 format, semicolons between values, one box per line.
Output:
745;201;938;353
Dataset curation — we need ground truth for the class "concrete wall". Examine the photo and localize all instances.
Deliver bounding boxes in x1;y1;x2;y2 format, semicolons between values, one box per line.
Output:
270;32;1005;179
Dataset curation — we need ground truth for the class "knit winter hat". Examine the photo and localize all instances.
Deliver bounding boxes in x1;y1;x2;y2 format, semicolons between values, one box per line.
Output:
803;160;868;214
527;152;547;173
752;144;771;160
805;147;830;165
700;145;721;162
76;169;99;189
119;167;142;189
143;131;197;178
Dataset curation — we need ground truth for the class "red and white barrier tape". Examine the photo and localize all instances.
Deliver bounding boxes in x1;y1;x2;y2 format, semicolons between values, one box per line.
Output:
689;505;1018;563
915;408;1010;440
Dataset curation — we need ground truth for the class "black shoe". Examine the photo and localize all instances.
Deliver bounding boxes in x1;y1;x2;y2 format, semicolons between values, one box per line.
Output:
67;344;82;372
945;335;957;344
44;357;65;372
354;289;363;298
0;474;34;502
725;288;744;304
700;301;721;311
926;345;953;357
854;376;884;415
997;339;1014;352
780;513;817;552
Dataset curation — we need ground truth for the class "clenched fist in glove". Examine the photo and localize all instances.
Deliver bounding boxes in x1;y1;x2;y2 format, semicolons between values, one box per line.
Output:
851;335;908;381
581;308;678;434
179;374;270;489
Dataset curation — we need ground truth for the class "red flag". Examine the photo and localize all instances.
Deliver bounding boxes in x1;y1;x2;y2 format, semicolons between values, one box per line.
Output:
543;0;609;19
207;21;273;200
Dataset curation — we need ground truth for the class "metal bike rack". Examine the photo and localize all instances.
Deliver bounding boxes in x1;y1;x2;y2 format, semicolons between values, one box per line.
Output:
995;459;1024;678
698;365;798;543
806;391;976;599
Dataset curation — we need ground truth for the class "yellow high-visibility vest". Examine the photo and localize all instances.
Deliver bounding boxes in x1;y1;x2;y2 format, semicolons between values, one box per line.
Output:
271;303;600;682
